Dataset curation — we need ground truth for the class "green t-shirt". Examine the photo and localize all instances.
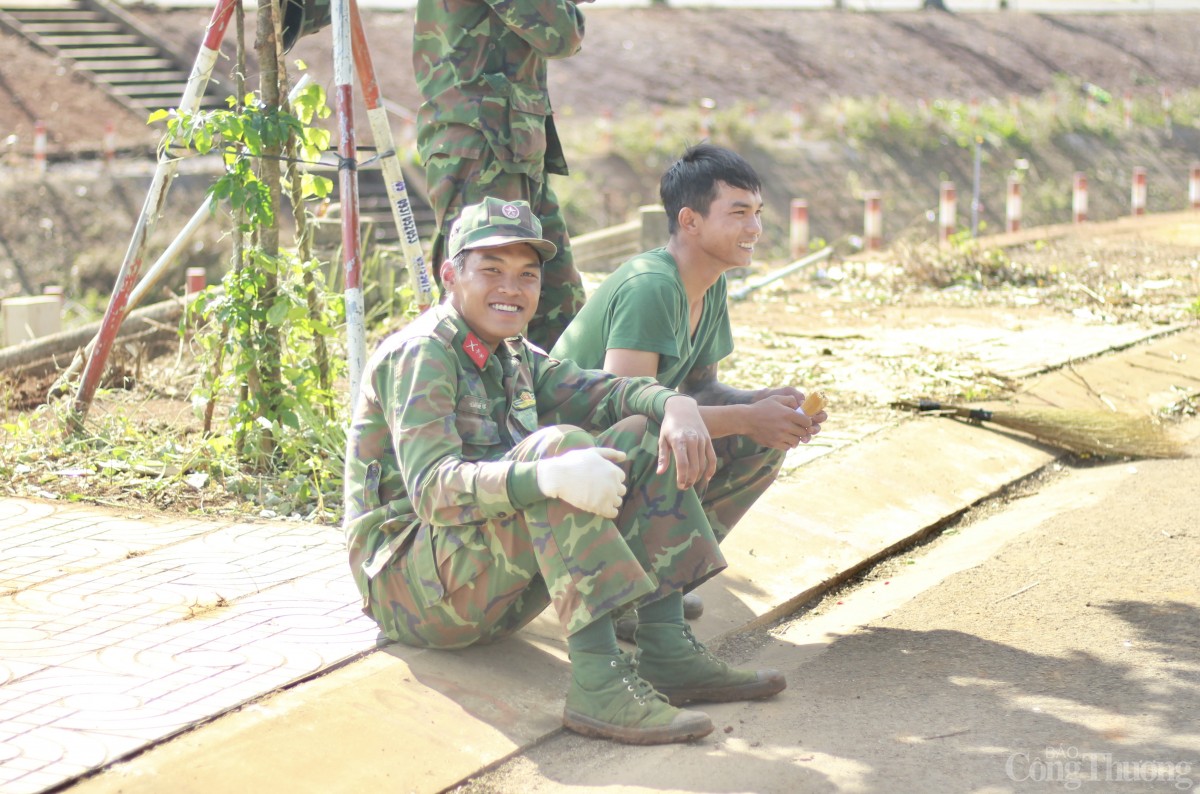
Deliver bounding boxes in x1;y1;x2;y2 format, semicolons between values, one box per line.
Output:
551;248;735;390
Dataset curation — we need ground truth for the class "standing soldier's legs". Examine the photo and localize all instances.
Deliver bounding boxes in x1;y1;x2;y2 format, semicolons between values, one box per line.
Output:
425;151;585;349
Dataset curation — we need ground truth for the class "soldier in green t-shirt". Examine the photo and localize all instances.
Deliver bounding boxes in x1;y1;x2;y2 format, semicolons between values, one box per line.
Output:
553;144;830;628
344;198;787;745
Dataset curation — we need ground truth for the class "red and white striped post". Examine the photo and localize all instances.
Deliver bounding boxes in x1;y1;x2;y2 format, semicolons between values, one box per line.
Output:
72;0;236;423
185;267;207;295
42;285;65;305
1072;172;1088;224
698;100;714;140
599;108;614;150
1130;167;1147;216
1162;87;1173;132
789;101;803;145
744;102;758;129
33;120;46;176
863;191;882;251
938;182;956;244
968;96;980;127
103;121;116;166
789;198;809;260
1123;91;1133;130
1005;175;1022;233
335;0;366;407
1189;163;1200;211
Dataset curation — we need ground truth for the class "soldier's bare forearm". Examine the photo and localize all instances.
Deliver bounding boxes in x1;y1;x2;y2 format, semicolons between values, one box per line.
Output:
681;363;759;407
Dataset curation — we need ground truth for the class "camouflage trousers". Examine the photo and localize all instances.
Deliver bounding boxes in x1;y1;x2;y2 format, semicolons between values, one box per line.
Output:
425;151;586;350
699;435;786;544
366;417;727;649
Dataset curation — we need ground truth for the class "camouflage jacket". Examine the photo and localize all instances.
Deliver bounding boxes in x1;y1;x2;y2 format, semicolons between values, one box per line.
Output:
343;303;676;599
412;0;583;179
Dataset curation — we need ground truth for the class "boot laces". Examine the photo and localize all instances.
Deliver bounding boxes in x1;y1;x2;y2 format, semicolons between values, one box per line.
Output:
680;625;725;667
613;652;668;706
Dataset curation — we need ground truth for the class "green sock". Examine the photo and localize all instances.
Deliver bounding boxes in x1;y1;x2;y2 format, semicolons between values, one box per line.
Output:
567;614;620;656
638;592;685;626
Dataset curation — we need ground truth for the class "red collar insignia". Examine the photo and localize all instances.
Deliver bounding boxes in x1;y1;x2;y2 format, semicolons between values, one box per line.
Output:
462;332;490;369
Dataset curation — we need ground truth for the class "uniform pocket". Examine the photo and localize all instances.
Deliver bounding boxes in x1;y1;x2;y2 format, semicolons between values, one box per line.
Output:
478;75;548;172
409;524;494;609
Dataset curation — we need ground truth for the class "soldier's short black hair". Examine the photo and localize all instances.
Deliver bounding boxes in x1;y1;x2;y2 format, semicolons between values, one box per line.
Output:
660;144;762;235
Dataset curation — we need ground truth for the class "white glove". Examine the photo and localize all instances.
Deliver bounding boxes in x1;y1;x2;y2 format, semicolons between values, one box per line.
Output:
536;447;628;519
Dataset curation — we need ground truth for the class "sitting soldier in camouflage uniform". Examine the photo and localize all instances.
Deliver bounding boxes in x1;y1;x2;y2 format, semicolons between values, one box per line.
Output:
344;198;786;744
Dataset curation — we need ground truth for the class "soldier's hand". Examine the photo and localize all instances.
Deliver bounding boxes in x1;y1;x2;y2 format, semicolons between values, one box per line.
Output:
537;447;628;519
659;395;717;490
746;394;821;450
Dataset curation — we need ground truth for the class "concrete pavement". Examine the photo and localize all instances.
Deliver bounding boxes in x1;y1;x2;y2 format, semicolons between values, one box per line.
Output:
1;325;1197;794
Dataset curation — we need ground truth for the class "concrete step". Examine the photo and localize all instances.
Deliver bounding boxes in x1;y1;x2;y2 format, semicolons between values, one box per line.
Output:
34;33;143;47
60;46;163;60
82;58;178;72
20;21;121;34
96;71;192;85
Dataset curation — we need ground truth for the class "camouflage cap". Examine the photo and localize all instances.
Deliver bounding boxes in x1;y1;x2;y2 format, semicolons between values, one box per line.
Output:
448;198;558;263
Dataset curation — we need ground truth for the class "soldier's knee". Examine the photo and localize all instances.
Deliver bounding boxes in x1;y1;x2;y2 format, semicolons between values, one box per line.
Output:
534;424;596;458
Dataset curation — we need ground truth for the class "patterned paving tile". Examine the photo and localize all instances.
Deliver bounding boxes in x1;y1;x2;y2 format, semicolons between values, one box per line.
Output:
0;498;377;794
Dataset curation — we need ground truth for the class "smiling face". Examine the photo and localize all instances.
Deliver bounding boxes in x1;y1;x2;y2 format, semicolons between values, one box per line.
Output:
685;181;763;271
442;242;543;350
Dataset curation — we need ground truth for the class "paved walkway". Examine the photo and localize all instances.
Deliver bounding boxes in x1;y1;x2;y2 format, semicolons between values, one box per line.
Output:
2;324;1197;794
0;504;378;794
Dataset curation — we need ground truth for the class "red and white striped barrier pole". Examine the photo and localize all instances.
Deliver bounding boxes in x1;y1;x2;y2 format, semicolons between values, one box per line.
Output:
789;198;808;260
698;101;713;140
863;191;882;251
789;101;803;144
1131;167;1147;217
1006;175;1022;233
43;285;65;305
1072;172;1088;224
1123;91;1133;130
103;121;115;167
33;120;46;176
1189;163;1200;211
968;96;980;127
185;267;207;295
72;0;236;422
335;0;366;408
938;182;956;244
599;108;614;150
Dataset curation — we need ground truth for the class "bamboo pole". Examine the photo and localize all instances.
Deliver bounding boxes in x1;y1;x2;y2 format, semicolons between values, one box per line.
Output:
70;0;237;425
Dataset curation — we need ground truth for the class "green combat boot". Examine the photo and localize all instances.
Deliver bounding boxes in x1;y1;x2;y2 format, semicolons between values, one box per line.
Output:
563;649;714;745
636;622;787;706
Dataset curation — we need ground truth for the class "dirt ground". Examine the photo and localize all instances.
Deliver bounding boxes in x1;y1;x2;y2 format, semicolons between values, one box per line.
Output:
5;8;1200;152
